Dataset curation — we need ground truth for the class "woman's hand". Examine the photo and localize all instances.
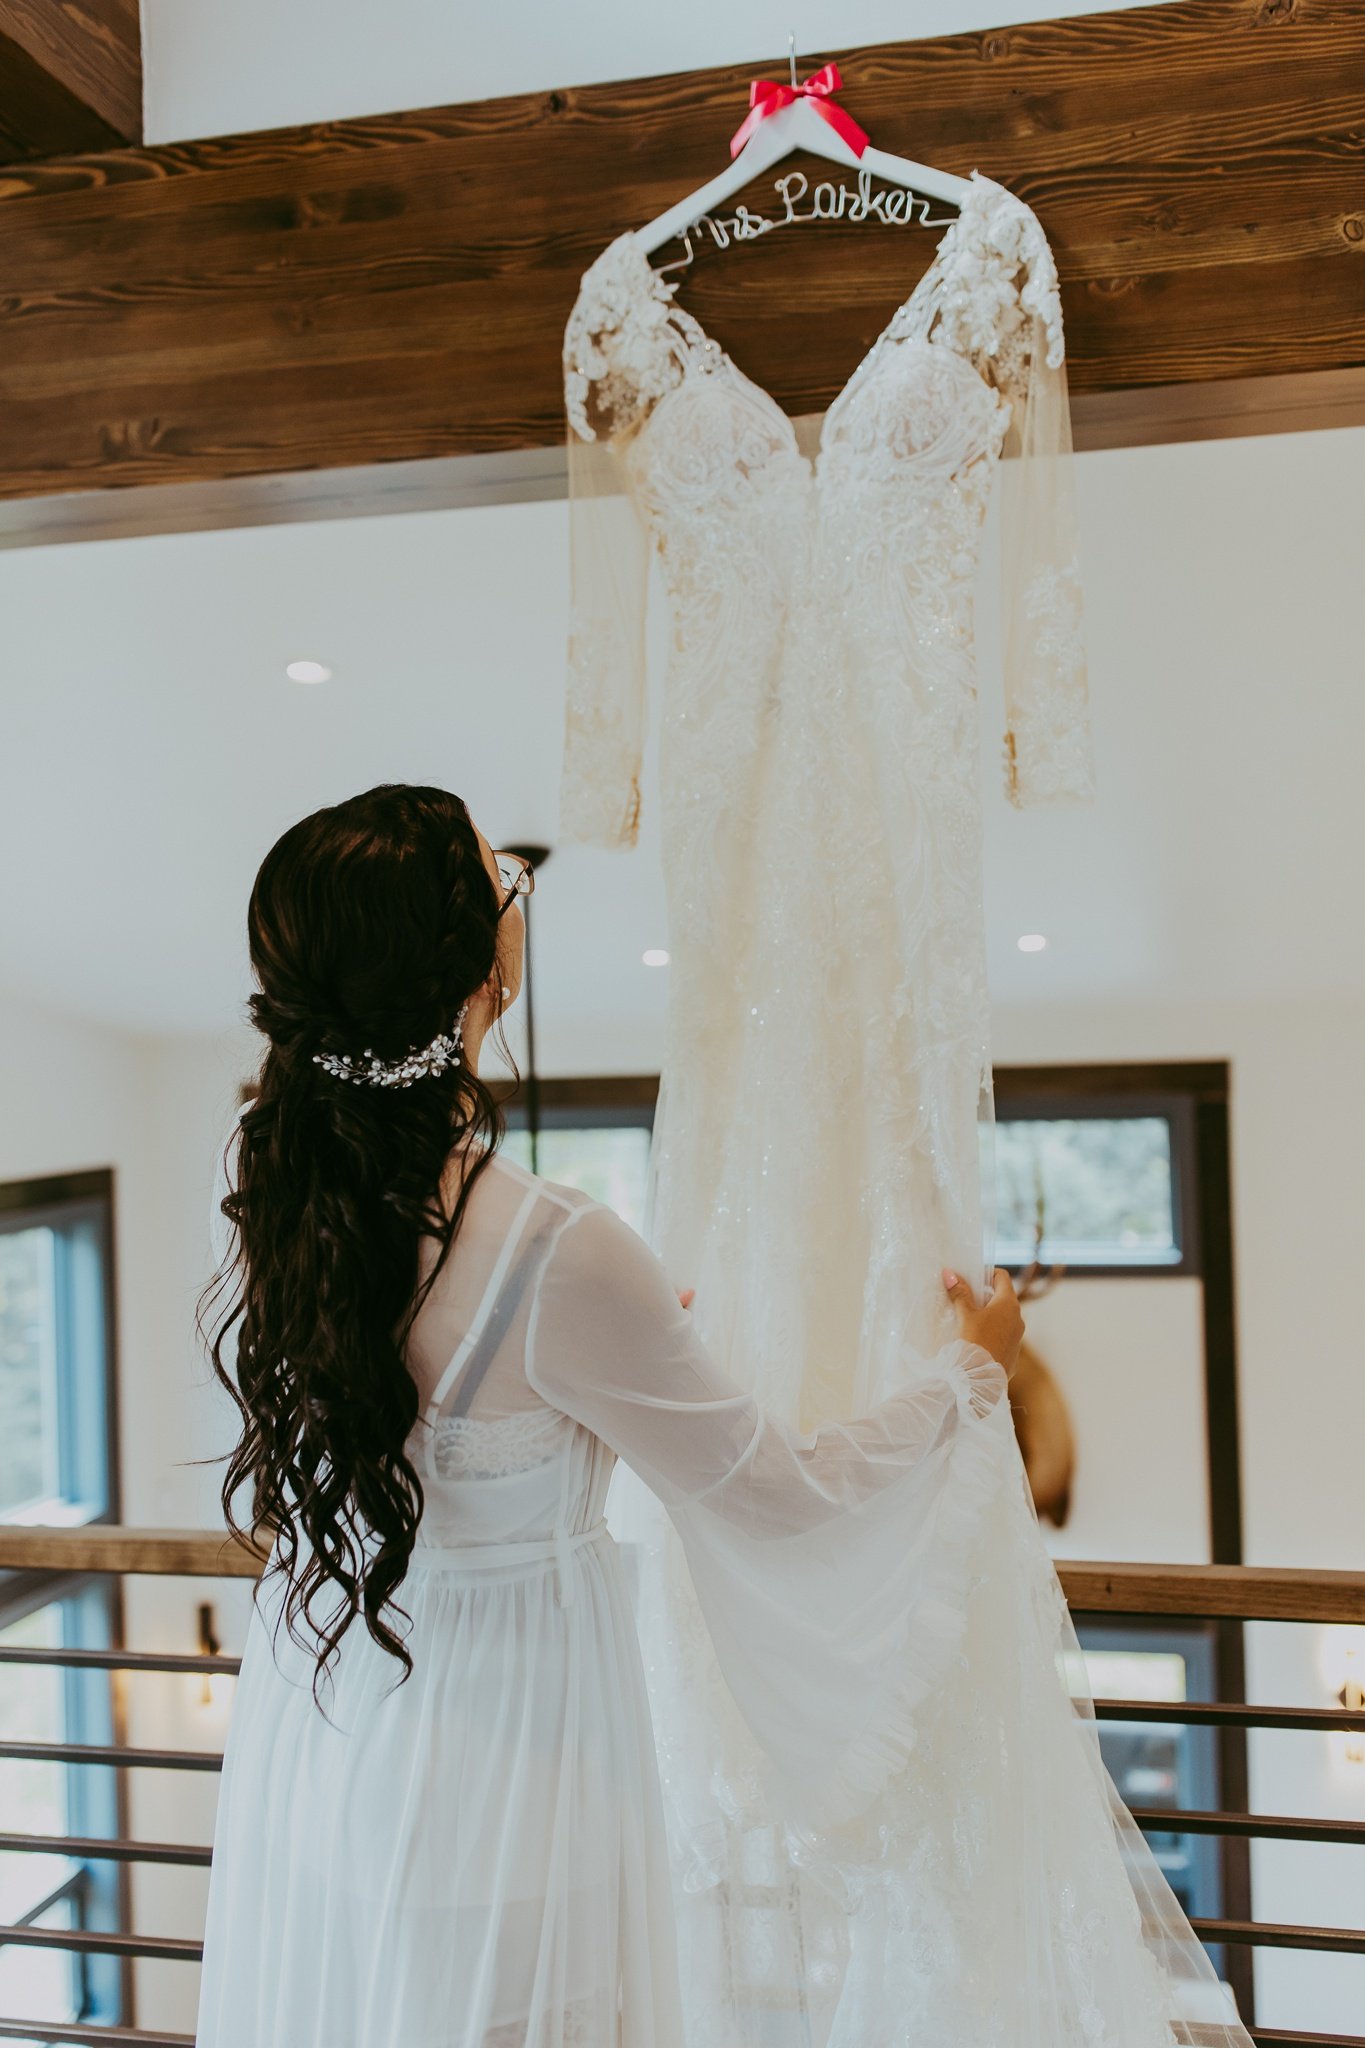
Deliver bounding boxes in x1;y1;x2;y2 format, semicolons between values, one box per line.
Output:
942;1266;1024;1377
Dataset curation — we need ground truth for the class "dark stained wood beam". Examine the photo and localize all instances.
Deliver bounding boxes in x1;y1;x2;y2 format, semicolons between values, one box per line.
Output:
0;0;1360;544
0;0;141;157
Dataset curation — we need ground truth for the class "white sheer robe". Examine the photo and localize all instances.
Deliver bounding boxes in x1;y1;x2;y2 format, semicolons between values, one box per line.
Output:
197;1148;1013;2048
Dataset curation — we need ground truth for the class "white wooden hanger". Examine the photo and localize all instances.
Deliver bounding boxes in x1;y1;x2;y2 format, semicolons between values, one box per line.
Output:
636;38;973;258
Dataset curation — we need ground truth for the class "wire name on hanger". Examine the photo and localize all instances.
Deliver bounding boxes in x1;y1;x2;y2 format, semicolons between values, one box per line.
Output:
661;168;957;271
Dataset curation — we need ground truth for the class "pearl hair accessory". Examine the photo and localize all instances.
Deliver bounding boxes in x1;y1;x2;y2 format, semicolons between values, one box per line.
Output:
312;1000;469;1089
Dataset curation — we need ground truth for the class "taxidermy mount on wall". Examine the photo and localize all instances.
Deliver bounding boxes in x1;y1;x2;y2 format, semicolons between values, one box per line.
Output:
1009;1339;1077;1527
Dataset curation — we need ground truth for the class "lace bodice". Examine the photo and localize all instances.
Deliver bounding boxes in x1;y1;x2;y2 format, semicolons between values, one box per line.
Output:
564;169;1065;443
559;171;1095;1415
562;168;1092;846
429;1408;570;1481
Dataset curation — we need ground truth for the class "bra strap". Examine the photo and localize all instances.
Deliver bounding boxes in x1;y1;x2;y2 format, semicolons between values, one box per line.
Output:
421;1184;539;1473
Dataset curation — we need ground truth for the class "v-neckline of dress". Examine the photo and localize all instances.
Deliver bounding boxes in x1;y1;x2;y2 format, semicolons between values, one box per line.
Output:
615;166;1003;469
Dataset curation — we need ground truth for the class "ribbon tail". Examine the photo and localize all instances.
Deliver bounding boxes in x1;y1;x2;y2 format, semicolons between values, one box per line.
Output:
809;95;870;159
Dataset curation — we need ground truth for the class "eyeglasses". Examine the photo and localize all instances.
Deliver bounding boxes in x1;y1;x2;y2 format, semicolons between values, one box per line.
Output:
493;850;535;914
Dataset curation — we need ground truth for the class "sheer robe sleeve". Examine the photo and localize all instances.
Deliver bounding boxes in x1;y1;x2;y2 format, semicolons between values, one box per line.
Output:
527;1200;1014;1831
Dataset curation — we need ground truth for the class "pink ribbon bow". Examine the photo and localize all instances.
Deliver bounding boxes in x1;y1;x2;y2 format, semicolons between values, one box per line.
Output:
729;61;870;161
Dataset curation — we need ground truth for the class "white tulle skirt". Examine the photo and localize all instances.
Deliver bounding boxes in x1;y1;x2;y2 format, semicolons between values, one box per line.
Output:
196;1525;684;2048
614;1440;1253;2048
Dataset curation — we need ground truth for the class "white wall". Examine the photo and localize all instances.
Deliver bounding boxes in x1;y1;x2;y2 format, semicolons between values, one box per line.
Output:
1027;1279;1209;1565
0;988;157;1510
140;0;1182;144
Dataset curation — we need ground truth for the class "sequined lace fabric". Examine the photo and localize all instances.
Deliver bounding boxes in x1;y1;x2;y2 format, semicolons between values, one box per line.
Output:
560;174;1253;2045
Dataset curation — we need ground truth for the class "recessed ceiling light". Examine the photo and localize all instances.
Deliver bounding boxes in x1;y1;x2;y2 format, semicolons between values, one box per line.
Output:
286;660;331;684
1017;933;1048;953
642;948;670;968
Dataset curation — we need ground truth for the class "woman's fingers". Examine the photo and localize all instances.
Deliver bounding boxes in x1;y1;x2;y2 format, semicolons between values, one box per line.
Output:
942;1265;1024;1375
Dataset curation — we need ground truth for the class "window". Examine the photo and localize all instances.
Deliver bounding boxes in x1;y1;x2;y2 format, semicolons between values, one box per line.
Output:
0;1171;124;2034
993;1112;1185;1271
499;1079;1202;1279
991;1090;1200;1277
501;1084;656;1235
0;1171;119;1528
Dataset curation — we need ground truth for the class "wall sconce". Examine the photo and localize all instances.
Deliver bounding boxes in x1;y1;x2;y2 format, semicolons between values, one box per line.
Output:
197;1600;234;1714
1319;1626;1365;1770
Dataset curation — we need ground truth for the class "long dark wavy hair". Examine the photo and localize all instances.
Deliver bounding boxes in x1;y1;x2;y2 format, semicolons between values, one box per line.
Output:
200;784;510;1692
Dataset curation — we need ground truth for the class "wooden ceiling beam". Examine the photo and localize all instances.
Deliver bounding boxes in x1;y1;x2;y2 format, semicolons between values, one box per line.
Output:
0;0;1360;544
0;0;141;158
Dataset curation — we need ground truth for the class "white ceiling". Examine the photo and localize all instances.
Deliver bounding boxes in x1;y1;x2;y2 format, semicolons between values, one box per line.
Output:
2;425;1361;1071
139;0;1180;145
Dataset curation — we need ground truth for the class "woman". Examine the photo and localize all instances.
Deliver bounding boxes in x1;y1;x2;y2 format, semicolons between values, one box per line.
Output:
196;782;1021;2048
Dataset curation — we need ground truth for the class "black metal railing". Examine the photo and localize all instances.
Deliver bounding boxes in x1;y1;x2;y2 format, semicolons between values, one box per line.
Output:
0;1529;1361;2047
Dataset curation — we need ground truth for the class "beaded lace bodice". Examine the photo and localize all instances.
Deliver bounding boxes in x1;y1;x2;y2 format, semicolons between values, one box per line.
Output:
561;170;1094;1419
563;168;1092;846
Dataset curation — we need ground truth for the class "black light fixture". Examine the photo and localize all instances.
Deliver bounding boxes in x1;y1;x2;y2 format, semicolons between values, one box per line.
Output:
506;842;551;1175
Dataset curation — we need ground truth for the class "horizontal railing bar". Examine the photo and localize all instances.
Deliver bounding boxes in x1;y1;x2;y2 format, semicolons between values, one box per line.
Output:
0;1644;241;1675
0;2021;196;2046
0;1525;266;1579
1063;1561;1365;1624
1190;1917;1365;1954
1132;1807;1365;1845
1250;2032;1365;2047
0;1739;221;1772
0;1922;202;1962
4;1531;1364;1624
0;1830;212;1867
0;2032;1174;2048
1095;1699;1365;1733
7;1670;1360;1735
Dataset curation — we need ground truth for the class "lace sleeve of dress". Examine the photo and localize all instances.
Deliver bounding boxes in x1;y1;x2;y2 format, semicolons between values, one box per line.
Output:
560;236;699;849
938;187;1096;809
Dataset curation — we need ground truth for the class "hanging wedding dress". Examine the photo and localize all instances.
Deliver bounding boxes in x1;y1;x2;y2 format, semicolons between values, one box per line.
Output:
561;170;1251;2044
